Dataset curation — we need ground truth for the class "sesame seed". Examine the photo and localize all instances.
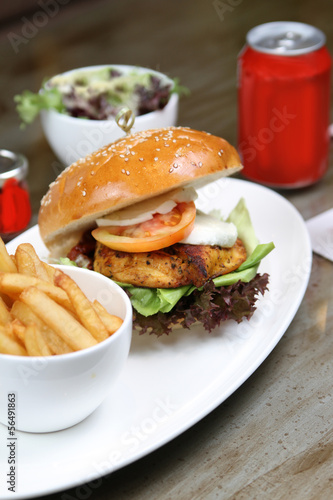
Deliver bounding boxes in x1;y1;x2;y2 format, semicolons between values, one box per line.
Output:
198;162;203;167
126;171;130;175
173;163;178;168
82;190;86;196
154;157;158;161
169;168;174;173
120;154;125;158
125;158;129;162
121;169;126;173
139;158;144;161
164;144;169;147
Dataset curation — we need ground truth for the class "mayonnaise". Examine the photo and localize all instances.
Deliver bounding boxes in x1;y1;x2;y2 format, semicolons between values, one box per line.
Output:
180;212;237;248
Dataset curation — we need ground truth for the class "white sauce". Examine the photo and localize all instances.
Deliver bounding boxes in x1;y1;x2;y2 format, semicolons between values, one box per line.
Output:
180;213;237;248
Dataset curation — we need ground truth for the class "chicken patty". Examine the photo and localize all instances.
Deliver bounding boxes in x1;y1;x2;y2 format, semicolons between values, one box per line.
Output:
93;239;247;288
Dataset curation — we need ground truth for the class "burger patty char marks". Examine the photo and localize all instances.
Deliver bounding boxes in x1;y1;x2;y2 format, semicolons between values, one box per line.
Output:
93;239;247;288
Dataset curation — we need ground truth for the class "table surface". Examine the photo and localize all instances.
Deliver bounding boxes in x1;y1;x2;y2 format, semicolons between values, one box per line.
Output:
0;0;332;498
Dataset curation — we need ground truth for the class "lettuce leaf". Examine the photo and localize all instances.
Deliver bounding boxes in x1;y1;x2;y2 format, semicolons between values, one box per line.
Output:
226;197;258;255
14;86;65;127
133;273;270;336
58;257;78;267
121;199;275;317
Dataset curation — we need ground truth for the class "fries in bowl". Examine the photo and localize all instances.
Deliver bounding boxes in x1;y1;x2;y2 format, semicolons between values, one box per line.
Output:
0;240;123;356
0;237;132;432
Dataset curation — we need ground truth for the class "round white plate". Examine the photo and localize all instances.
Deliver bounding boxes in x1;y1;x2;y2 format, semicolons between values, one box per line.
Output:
0;179;312;499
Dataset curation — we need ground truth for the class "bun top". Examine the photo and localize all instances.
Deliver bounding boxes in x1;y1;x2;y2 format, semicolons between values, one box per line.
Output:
38;126;242;256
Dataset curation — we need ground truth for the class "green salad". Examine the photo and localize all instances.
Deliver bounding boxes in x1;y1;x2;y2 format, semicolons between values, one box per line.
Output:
14;66;188;126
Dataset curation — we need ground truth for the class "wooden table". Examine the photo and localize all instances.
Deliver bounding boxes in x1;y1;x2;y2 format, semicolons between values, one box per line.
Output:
0;0;332;498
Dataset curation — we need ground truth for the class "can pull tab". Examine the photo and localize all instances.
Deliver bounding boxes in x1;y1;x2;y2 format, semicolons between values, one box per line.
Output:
276;31;302;49
115;107;135;135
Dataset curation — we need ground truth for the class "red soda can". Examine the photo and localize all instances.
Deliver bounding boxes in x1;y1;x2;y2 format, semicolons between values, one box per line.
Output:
237;22;332;188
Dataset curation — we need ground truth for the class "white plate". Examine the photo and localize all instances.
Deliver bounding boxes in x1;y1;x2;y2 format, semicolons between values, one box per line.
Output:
0;179;311;499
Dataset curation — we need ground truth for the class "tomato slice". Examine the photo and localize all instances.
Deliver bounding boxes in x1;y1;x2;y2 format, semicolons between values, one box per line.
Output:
92;201;196;252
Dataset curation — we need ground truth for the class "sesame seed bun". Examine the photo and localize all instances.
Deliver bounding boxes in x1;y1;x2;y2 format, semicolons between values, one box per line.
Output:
38;126;242;257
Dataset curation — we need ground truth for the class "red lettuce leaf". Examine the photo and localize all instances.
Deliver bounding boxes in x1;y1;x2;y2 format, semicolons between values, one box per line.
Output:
130;273;269;336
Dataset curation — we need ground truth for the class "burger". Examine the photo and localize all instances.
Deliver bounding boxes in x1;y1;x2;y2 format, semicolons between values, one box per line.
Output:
38;126;274;335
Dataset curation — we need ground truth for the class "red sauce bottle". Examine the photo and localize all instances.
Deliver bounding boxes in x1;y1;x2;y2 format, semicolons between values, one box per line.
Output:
0;150;31;242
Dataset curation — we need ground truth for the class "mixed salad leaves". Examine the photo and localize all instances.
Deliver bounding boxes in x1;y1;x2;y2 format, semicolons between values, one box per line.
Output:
14;66;188;126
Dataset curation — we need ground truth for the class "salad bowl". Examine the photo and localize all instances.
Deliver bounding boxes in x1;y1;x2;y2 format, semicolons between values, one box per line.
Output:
17;65;181;166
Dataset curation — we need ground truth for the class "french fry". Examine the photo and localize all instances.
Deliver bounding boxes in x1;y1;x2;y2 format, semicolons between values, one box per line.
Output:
0;273;47;297
42;261;56;282
0;273;75;312
24;324;43;356
20;287;98;351
0;238;17;273
11;299;48;328
2;322;20;343
55;270;109;342
15;246;37;277
41;329;73;355
34;327;53;356
11;301;73;355
0;295;12;325
16;243;51;282
35;281;77;313
93;300;123;335
0;326;27;356
10;319;26;344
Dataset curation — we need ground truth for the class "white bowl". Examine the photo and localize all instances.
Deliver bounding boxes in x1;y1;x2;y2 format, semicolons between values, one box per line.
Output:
40;64;179;166
0;265;132;433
